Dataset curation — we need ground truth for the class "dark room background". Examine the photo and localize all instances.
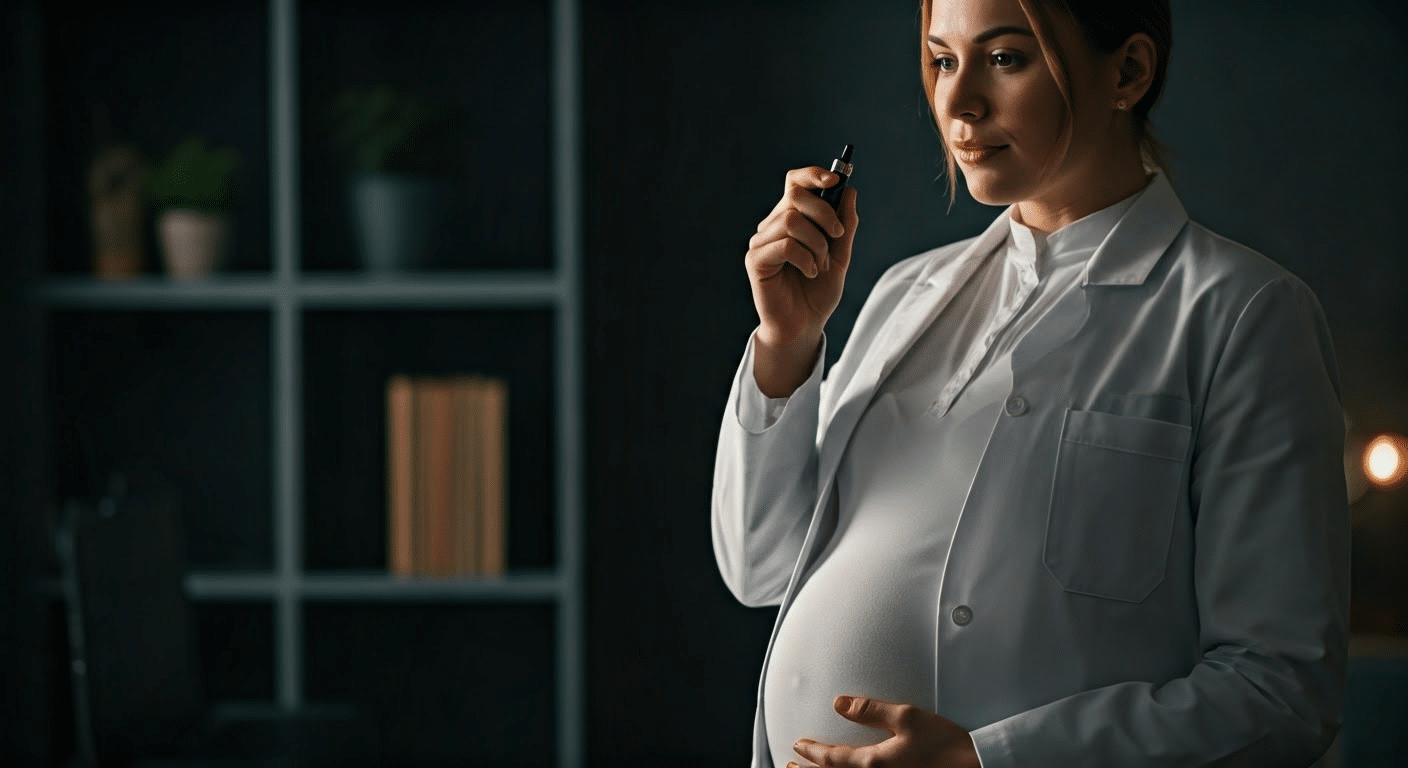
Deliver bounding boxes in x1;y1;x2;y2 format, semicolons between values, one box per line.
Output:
2;0;1406;766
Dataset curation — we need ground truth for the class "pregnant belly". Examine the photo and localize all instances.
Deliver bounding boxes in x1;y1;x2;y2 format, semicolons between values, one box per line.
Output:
763;534;941;768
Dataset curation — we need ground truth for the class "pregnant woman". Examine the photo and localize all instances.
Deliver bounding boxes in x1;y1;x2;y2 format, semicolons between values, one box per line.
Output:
711;0;1349;766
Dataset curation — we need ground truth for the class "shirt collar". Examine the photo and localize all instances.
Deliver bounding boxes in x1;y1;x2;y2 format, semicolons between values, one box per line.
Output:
918;170;1189;289
1007;175;1148;277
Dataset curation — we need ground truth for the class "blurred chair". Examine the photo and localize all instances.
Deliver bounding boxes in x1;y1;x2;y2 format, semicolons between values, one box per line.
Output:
53;481;360;768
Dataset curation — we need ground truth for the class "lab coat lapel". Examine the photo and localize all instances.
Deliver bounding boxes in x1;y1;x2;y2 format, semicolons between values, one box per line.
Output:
816;210;1013;493
1010;172;1189;370
812;172;1186;497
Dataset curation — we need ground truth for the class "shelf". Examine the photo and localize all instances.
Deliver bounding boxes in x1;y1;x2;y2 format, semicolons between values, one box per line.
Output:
206;699;359;721
297;0;552;274
187;568;561;602
41;0;272;274
302;600;557;761
302;308;556;572
37;271;561;309
297;271;560;307
39;274;282;309
36;567;561;603
48;310;274;570
26;0;586;760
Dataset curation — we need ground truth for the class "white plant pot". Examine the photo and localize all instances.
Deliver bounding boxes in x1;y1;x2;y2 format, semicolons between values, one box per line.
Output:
158;208;230;280
347;173;453;272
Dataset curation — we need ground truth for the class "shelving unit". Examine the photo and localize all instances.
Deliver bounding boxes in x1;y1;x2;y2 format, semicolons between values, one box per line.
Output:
35;0;583;764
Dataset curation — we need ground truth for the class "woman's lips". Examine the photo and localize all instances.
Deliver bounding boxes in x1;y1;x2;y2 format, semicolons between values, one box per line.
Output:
955;145;1008;164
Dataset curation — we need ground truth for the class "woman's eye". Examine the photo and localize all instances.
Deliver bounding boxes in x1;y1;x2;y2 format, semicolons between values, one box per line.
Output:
992;51;1024;68
931;55;956;72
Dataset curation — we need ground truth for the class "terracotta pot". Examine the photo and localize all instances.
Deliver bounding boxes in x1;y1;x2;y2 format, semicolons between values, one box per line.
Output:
88;144;150;280
158;208;230;279
91;197;147;280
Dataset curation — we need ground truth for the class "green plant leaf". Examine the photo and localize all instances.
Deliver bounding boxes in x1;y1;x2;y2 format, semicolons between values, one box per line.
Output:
324;84;467;176
145;134;244;213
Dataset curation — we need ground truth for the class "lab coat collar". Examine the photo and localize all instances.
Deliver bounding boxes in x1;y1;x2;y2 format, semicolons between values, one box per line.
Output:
1084;170;1187;286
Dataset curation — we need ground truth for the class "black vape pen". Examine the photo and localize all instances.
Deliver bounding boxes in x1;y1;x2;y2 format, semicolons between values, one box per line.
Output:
816;144;854;211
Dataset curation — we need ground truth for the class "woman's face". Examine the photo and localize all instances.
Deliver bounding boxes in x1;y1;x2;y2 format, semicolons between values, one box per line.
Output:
927;0;1111;208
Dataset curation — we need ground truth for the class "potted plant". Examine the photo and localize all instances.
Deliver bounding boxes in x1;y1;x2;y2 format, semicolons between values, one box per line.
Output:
324;84;466;272
145;134;243;280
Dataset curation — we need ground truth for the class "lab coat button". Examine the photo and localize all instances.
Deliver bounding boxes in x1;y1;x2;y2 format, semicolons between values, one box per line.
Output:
1005;396;1028;416
952;605;973;626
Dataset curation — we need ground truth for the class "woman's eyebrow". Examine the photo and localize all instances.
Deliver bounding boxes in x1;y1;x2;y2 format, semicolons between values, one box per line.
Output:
928;26;1036;48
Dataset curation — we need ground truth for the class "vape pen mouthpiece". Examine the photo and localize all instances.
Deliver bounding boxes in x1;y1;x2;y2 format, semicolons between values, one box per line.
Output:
818;144;854;212
830;144;854;177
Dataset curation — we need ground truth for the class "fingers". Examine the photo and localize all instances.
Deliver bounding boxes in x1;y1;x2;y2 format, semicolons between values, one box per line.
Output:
828;185;859;274
791;738;857;768
747;166;851;280
781;166;847;238
747;237;815;280
837;185;860;239
749;208;829;278
784;165;839;195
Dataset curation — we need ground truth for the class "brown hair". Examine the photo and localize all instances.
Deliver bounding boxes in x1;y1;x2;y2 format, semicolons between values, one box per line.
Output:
919;0;1174;203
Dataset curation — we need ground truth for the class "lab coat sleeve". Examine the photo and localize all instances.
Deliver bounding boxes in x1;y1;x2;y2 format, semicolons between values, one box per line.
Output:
736;344;801;433
712;328;827;608
969;276;1350;767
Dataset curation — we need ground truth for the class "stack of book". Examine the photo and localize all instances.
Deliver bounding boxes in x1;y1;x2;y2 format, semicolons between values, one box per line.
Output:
385;374;508;578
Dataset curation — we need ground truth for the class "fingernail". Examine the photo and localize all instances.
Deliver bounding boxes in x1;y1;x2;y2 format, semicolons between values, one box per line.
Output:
821;172;835;183
833;223;844;237
836;695;853;710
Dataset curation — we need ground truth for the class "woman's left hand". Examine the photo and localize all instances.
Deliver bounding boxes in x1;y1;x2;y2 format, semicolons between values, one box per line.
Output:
787;695;981;768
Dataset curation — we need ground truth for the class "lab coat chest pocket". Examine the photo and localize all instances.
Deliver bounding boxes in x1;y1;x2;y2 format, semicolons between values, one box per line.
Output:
1044;408;1191;602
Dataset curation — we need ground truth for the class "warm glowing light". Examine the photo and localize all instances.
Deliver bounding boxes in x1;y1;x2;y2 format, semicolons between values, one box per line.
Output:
1364;434;1408;487
1368;442;1400;480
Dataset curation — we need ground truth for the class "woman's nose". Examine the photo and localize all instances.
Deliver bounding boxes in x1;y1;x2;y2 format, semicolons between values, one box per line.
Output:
941;66;987;122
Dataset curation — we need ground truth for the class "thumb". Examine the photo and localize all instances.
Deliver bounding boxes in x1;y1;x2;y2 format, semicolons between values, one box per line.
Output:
834;695;898;733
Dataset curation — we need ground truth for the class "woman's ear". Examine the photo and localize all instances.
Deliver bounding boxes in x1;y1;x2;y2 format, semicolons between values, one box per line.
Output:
1115;32;1157;106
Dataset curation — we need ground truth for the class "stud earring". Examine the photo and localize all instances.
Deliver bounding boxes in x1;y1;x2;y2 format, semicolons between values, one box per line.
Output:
1116;99;1128;110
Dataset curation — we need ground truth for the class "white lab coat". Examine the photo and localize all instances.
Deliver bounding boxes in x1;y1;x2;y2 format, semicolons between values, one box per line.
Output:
712;171;1349;767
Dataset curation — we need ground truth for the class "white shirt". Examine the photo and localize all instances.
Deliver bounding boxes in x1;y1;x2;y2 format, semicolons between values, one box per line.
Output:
741;186;1146;768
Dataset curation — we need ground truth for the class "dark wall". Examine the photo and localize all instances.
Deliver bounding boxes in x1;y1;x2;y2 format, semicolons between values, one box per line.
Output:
582;0;1408;763
2;0;52;762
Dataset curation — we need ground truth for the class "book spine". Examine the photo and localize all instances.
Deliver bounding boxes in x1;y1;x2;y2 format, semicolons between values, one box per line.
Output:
387;375;415;578
413;378;433;576
424;378;456;577
481;377;508;577
452;376;481;577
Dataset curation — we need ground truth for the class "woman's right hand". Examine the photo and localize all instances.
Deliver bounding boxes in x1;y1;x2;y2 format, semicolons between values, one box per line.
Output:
746;166;859;349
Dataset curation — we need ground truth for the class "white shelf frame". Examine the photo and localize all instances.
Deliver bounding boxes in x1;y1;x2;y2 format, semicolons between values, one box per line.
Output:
185;569;563;602
37;272;563;309
37;0;585;764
